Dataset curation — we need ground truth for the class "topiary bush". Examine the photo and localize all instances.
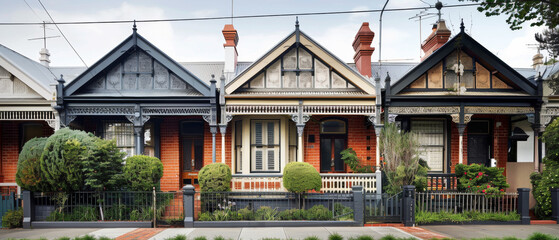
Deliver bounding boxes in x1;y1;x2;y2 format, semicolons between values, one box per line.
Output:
283;162;321;193
455;163;509;195
122;155;163;191
40;128;95;192
82;138;126;191
16;137;48;192
199;163;232;192
531;118;559;218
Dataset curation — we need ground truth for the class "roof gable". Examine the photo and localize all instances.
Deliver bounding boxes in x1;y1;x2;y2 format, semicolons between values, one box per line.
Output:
64;31;210;97
0;44;55;100
391;32;536;96
225;29;375;95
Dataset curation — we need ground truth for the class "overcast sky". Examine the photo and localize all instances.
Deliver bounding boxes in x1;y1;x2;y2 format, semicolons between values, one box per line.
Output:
0;0;549;69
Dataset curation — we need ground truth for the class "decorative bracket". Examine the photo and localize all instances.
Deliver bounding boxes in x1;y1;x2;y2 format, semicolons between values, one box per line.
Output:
451;113;472;124
367;115;375;124
388;114;398;123
46;119;57;129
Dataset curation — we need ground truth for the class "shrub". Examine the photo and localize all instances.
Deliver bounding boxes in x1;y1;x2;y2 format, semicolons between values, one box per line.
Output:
341;148;375;173
82;138;126;191
40;128;95;192
122;155;163;191
16;137;48;192
380;123;426;195
255;206;278;220
237;207;255;220
334;203;354;220
1;208;23;228
328;233;343;240
305;205;332;220
531;118;559;218
304;237;320;240
198;212;213;221
455;163;509;196
278;208;306;220
199;163;232;192
283;162;321;193
527;233;559;240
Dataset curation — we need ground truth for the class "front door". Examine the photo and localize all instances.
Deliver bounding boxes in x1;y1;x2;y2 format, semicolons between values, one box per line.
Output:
320;137;346;172
180;121;204;186
467;120;491;166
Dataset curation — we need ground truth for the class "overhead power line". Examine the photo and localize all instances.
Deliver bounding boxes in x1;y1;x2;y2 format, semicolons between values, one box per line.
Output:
37;0;88;67
0;3;480;26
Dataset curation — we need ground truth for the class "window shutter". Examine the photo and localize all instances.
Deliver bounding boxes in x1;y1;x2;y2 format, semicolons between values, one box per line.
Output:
267;122;275;145
255;150;263;170
255;122;262;145
267;150;275;170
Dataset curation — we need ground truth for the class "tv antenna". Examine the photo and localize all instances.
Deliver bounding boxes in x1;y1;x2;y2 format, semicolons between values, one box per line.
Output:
27;21;60;48
409;10;437;59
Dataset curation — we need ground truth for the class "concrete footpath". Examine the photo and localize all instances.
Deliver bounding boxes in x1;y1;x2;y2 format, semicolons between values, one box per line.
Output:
0;227;426;240
423;224;559;239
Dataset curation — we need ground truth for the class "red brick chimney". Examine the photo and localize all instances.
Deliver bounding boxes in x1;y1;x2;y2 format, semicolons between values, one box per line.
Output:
421;20;451;61
352;22;375;78
222;24;239;79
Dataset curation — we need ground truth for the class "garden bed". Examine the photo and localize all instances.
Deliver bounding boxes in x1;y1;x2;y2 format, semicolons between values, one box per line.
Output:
416;210;521;225
193;220;359;227
30;221;152;228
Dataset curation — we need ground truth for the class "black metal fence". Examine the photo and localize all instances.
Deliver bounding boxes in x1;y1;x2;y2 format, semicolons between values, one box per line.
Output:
32;191;183;225
197;191;354;221
364;192;402;223
416;191;518;213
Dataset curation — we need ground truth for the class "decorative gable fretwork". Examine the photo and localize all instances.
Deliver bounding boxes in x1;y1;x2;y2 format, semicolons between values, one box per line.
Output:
241;47;355;91
226;104;375;115
408;50;513;91
83;49;200;95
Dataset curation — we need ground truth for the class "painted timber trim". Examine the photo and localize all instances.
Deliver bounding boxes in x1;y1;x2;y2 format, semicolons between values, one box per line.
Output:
391;32;536;96
225;30;375;95
0;56;53;100
64;33;210;97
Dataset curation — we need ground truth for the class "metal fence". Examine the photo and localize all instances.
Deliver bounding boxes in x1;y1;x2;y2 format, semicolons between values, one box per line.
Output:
32;191;183;226
197;191;354;221
364;192;402;223
426;173;457;191
416;192;518;213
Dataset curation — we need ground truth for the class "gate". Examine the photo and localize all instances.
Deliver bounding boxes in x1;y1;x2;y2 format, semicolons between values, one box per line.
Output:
364;191;402;223
1;192;20;219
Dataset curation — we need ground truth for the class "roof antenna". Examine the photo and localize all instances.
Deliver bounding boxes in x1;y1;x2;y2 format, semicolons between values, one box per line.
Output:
435;0;443;22
231;0;234;24
460;18;465;33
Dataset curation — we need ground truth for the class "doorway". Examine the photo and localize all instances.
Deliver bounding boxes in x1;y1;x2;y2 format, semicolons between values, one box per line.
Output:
319;119;347;172
467;120;491;166
180;121;204;186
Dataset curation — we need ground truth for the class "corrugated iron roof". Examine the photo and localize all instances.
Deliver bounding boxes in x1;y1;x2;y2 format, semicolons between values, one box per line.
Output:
0;43;57;92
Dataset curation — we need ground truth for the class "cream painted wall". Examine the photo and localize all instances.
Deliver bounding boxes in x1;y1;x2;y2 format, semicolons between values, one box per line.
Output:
512;119;534;163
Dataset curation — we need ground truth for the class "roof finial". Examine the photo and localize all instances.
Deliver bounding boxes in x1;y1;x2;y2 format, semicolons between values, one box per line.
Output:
460;18;465;33
435;1;443;22
295;16;299;30
295;16;300;44
133;20;137;32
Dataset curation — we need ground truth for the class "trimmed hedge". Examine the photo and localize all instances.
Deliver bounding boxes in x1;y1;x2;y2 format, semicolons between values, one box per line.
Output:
122;155;164;191
283;162;321;193
16;137;48;192
199;163;232;192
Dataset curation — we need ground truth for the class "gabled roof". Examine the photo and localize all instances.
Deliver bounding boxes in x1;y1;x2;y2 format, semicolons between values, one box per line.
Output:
0;44;56;100
225;28;376;95
64;29;211;97
390;30;537;95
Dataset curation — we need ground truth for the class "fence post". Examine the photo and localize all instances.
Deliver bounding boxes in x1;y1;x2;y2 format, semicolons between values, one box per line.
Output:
22;190;34;229
551;188;559;224
402;185;415;227
375;170;383;195
517;188;530;225
352;185;364;226
183;184;195;228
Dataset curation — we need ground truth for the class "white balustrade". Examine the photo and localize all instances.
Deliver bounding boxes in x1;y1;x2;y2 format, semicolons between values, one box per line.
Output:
231;173;378;193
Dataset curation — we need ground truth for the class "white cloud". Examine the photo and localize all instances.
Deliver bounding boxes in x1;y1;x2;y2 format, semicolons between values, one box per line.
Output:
499;26;543;68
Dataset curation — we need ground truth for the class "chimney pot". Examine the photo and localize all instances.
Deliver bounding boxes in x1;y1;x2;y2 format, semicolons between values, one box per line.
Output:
421;20;451;61
223;24;239;81
352;22;375;78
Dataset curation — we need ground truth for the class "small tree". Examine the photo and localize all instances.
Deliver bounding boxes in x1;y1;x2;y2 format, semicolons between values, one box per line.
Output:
199;163;232;192
16;137;49;192
82;138;126;191
340;148;375;173
283;162;321;193
122;155;163;191
380;123;426;195
531;118;559;217
40;128;94;192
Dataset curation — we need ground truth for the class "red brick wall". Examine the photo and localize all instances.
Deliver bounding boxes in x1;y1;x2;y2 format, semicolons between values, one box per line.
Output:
1;121;53;184
303;115;377;173
449;115;509;172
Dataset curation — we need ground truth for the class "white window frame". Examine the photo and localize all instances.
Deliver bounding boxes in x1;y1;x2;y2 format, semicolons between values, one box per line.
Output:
410;119;446;172
250;119;280;173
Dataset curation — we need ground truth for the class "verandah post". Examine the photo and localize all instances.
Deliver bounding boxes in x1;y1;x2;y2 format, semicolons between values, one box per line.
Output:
551;188;559;224
352;185;364;226
183;185;195;228
517;188;531;225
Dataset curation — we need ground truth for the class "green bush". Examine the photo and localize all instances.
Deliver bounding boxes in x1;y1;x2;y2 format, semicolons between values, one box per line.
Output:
531;118;559;218
255;206;278;220
334;203;353;220
237;206;255;220
40;128;95;192
283;162;321;193
527;233;559;240
278;208;306;220
328;233;343;240
341;148;375;173
455;164;509;196
82;138;126;191
16;137;48;192
198;212;213;221
199;163;232;192
415;210;520;224
305;205;332;220
2;208;23;228
304;237;320;240
122;155;163;191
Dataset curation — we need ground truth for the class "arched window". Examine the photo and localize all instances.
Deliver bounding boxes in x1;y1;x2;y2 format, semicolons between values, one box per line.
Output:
320;119;346;134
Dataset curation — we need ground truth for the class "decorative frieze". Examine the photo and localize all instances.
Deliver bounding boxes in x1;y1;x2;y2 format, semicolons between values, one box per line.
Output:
226;105;298;115
66;106;135;115
450;114;473;124
303;105;375;114
464;106;534;114
0;111;55;120
542;107;559;126
389;106;460;114
141;107;210;115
